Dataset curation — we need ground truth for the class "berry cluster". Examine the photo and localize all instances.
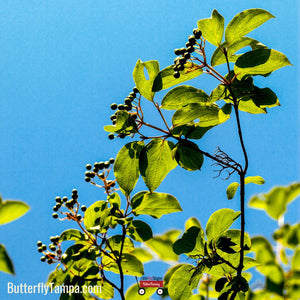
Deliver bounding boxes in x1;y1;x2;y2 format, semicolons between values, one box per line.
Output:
37;236;61;264
85;158;116;194
108;87;139;140
173;28;202;79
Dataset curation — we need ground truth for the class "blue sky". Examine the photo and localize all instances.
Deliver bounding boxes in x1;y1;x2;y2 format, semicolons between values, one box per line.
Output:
0;1;299;299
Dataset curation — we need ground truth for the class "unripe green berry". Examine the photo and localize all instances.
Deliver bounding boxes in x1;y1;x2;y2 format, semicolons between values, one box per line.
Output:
108;133;115;140
110;103;118;110
52;213;58;219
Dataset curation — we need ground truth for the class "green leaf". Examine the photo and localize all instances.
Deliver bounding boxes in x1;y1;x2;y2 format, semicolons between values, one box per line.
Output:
152;62;203;92
172;102;230;127
133;59;159;101
197;9;224;46
114;141;145;195
211;37;267;67
161;85;209;110
234;49;291;80
130;248;153;263
292;248;300;271
206;209;241;241
168;264;202;300
83;201;108;232
251;236;275;265
102;253;144;277
139;139;177;192
225;9;274;45
106;235;134;254
245;176;265;185
226;182;239;200
185;217;202;231
104;110;138;134
0;200;30;225
88;279;114;299
171;124;213;140
174;140;204;171
125;283;156;300
131;191;182;219
249;183;300;220
0;244;14;275
107;192;121;209
59;229;85;242
173;226;205;255
127;220;153;242
146;230;181;261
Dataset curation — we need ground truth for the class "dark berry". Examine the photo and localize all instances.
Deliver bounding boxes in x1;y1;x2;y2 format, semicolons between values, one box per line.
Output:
55;197;62;203
132;114;138;120
133;87;139;93
50;236;56;243
174;57;180;65
124;105;130;111
37;241;43;247
53;206;58;212
86;164;92;170
179;57;186;64
81;205;87;212
112;121;116;125
42;244;47;250
185;42;192;48
99;173;105;179
110;103;118;110
49;244;56;251
110;115;117;121
52;213;58;219
98;162;104;169
108;134;115;140
77;215;82;221
173;71;180;79
72;189;78;195
47;258;53;264
92;167;98;174
173;65;179;71
62;196;68;202
104;161;110;168
40;256;46;262
119;134;126;139
118;104;125;110
178;64;185;71
184;52;191;59
187;46;194;53
109;158;115;164
188;35;196;45
38;247;43;253
193;29;202;39
129;92;136;98
174;48;181;55
85;176;90;182
179;47;185;53
125;99;132;106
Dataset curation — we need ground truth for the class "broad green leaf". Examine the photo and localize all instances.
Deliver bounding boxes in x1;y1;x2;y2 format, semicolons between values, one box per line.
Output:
243;257;260;271
152;62;203;92
161;86;209;110
185;217;202;231
234;49;291;80
131;191;182;219
198;275;219;298
206;209;241;241
83;201;108;232
0;200;30;225
88;279;114;299
130;248;153;263
114;141;145;195
197;9;224;46
292;248;300;271
102;253;144;276
174;140;204;171
245;176;265;185
259;263;285;285
225;9;274;45
273;223;300;249
59;229;85;242
172;102;230;127
168;264;202;300
171;124;213;140
125;283;156;300
146;230;180;261
133;59;159;101
104;110;138;134
210;84;227;102
107;192;121;209
163;264;185;290
106;235;134;254
139;139;177;192
173;226;205;256
0;244;14;275
127;220;153;242
211;37;267;66
249;183;300;220
226;182;239;200
251;236;275;265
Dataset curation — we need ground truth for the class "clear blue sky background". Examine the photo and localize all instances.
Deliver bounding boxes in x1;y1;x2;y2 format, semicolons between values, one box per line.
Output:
0;1;299;299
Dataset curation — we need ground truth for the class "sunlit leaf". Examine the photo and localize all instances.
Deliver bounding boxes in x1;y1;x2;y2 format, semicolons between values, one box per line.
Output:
292;248;300;271
127;220;153;242
0;244;14;275
197;9;224;46
225;9;274;45
133;59;159;101
139;139;177;192
125;283;156;300
104;110;138;134
245;176;265;185
59;229;85;242
226;182;239;200
83;201;108;232
114;141;145;195
234;49;291;80
130;248;153;263
0;200;30;225
106;235;134;254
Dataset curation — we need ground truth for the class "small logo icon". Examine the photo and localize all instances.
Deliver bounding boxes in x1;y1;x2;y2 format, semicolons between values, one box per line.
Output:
137;276;164;296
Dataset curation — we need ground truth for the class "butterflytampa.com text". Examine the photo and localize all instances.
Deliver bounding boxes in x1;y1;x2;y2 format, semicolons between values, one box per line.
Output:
7;282;101;296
